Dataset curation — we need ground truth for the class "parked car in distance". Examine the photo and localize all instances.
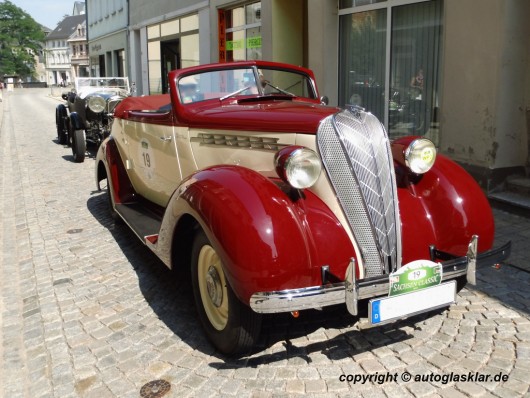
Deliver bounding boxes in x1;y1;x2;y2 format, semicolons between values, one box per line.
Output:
56;77;130;162
95;61;510;355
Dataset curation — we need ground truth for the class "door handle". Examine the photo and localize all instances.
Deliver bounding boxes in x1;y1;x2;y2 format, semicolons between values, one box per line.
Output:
159;136;172;142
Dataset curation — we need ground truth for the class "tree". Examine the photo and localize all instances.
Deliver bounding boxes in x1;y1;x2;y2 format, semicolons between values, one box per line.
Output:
0;1;45;79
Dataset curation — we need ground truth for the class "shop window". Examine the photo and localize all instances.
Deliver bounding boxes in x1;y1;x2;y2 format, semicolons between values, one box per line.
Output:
340;0;387;8
219;2;262;62
148;40;162;94
117;49;125;77
147;16;199;94
161;20;179;37
148;25;160;39
181;14;199;32
339;0;442;144
181;34;199;68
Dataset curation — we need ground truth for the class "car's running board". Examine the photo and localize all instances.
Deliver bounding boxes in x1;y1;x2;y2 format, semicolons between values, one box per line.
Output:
114;203;162;243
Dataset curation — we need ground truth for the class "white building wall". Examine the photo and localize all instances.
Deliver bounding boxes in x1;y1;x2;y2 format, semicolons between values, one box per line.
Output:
87;0;128;40
87;0;129;77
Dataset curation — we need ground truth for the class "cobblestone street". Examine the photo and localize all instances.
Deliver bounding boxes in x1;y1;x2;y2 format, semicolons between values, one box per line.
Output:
1;88;529;397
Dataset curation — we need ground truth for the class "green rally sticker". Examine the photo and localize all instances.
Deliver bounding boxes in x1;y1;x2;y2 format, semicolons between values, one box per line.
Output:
389;260;442;296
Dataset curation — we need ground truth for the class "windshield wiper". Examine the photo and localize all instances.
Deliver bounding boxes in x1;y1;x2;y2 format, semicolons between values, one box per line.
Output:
219;86;252;101
263;81;295;97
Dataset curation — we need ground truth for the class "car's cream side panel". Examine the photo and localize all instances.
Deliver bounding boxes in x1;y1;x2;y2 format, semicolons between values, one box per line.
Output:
188;128;296;174
123;122;182;207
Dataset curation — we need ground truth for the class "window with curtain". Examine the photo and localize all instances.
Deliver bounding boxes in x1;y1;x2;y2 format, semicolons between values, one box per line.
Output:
339;0;443;144
390;1;443;140
339;9;387;123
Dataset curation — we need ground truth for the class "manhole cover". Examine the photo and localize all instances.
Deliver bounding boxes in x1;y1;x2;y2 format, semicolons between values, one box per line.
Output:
140;380;171;398
67;228;83;234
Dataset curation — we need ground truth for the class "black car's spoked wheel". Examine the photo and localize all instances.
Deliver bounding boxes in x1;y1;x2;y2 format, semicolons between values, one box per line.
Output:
191;229;261;356
71;129;86;163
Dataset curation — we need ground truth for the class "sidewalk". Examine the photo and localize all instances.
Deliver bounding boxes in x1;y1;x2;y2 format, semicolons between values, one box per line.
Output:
0;88;5;398
492;206;530;273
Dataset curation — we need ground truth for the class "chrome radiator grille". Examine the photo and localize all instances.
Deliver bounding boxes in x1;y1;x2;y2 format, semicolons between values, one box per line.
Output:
317;109;401;277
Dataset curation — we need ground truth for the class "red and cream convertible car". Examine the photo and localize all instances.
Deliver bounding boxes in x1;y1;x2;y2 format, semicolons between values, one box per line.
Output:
95;61;510;355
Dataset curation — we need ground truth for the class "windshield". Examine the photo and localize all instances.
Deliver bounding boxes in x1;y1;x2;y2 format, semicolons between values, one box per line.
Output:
177;67;317;104
75;77;130;91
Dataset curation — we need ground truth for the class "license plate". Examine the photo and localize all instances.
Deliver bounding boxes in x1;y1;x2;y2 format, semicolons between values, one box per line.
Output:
369;281;456;325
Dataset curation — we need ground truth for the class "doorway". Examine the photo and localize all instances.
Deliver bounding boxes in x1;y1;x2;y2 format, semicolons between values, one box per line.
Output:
161;40;180;94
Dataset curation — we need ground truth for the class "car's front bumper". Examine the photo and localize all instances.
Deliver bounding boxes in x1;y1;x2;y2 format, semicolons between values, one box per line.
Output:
249;236;511;316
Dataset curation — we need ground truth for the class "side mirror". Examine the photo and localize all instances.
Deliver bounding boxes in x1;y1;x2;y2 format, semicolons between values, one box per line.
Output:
320;96;329;105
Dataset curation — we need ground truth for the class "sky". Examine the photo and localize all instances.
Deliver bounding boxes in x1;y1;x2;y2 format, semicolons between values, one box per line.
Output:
9;0;79;30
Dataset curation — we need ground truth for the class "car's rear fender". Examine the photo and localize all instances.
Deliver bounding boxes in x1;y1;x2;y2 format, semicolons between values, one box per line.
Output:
158;165;356;305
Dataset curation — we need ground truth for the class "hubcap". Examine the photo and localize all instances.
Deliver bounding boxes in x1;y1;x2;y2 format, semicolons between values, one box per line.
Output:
206;266;223;307
197;245;229;331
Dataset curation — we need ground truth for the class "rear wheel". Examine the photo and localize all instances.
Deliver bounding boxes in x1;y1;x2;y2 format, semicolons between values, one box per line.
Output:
191;230;261;356
71;129;86;163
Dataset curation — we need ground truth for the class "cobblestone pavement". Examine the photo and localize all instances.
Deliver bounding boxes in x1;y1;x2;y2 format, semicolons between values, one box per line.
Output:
1;89;529;398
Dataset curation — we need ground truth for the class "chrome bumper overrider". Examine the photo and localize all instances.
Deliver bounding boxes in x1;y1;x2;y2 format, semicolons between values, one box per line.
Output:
249;237;511;315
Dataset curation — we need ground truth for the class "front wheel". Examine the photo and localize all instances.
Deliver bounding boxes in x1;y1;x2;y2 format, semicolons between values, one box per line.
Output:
71;129;86;163
55;107;68;145
191;230;261;356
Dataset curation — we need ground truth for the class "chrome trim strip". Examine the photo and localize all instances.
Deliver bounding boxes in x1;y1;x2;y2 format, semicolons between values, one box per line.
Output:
466;235;478;285
345;258;358;316
249;240;511;314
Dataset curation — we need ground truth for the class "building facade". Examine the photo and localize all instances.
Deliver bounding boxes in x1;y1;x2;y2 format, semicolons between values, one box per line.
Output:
45;14;87;86
68;21;89;80
128;0;206;95
86;0;128;77
326;0;530;190
99;0;529;191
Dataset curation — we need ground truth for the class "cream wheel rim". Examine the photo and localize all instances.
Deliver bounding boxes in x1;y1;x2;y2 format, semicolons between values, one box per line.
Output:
197;245;229;331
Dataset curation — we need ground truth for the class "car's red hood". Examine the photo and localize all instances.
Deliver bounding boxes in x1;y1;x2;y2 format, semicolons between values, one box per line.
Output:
178;99;340;134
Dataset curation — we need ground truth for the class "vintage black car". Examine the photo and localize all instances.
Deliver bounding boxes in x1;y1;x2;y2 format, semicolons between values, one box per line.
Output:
56;77;130;162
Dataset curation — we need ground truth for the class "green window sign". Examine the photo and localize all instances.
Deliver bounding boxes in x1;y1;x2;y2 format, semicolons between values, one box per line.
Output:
226;36;262;51
247;36;261;49
226;39;244;51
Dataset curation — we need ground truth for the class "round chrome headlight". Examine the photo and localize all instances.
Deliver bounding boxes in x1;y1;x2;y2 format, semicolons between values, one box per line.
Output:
88;95;106;113
405;138;437;174
275;146;322;189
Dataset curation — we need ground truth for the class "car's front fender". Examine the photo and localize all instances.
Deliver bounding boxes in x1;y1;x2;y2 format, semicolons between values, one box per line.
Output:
158;166;355;305
398;154;495;264
69;112;84;131
95;136;136;204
